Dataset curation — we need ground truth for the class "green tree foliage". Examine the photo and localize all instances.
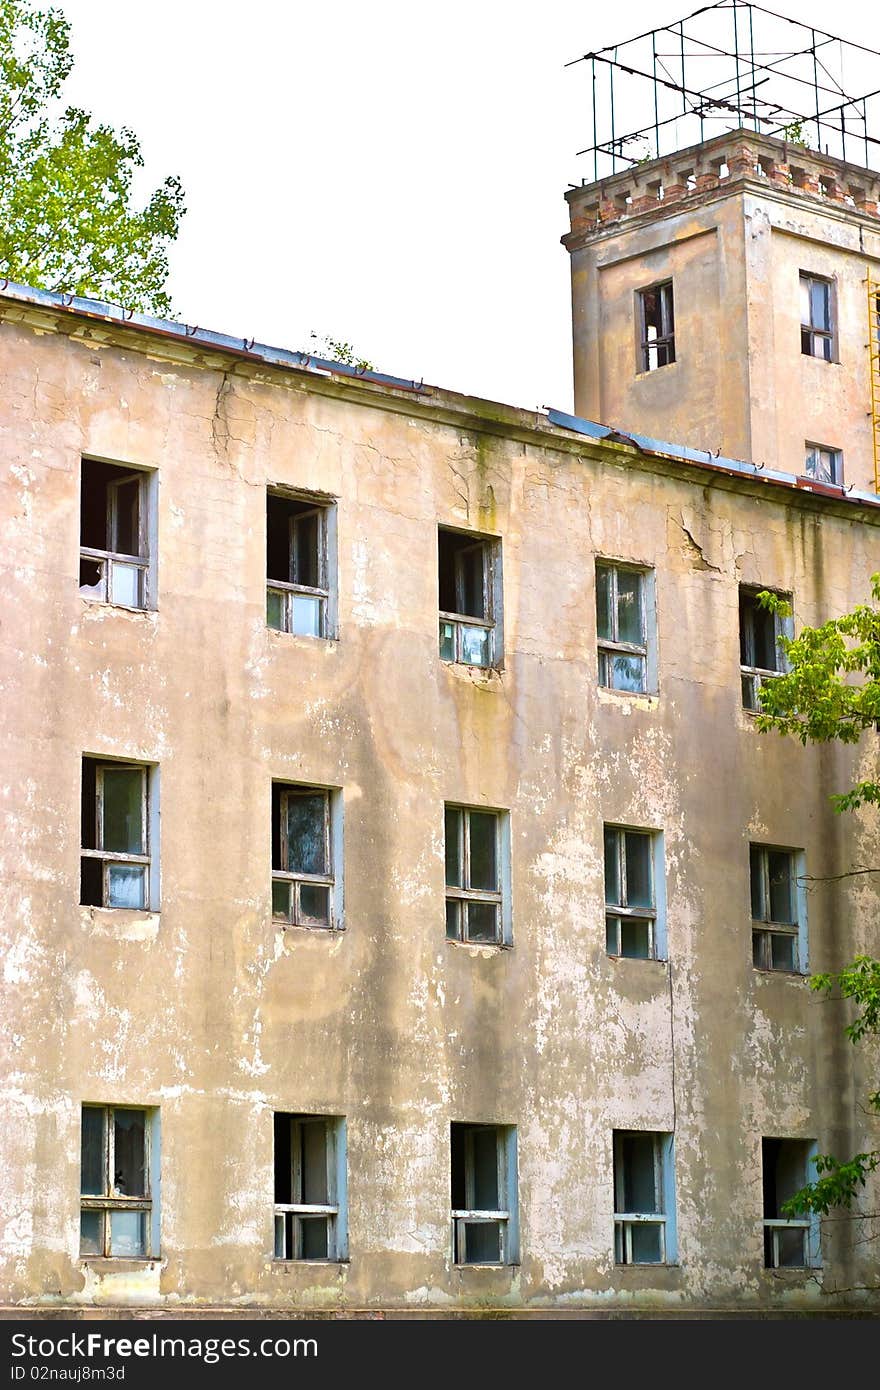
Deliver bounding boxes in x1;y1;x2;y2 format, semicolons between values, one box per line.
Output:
0;0;184;314
756;581;880;1216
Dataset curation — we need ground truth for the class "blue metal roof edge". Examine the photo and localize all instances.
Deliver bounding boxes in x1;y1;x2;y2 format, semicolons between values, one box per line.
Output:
546;407;880;507
0;278;428;394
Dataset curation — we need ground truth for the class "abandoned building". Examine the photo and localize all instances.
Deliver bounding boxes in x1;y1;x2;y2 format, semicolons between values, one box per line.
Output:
2;4;880;1317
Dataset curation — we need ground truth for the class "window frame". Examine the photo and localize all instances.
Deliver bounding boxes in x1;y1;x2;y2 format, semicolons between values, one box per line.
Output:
79;461;153;611
636;280;675;373
444;803;511;947
450;1123;519;1267
79;1104;155;1260
613;1130;676;1266
273;1113;347;1262
596;560;653;695
438;526;502;670
80;758;154;911
750;843;807;974
803;441;843;485
739;586;791;712
271;783;340;931
762;1137;820;1269
604;825;665;961
799;271;835;362
266;489;334;640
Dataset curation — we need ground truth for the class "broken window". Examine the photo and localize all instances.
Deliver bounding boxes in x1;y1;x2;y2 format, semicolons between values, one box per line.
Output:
800;272;834;360
451;1123;518;1265
762;1138;818;1268
80;1105;155;1258
604;826;663;960
444;805;508;945
750;844;805;972
804;442;843;485
613;1130;675;1265
637;280;675;372
596;561;650;693
271;783;339;929
438;527;500;668
266;490;334;638
739;587;790;711
274;1113;346;1261
79;460;152;609
80;758;153;911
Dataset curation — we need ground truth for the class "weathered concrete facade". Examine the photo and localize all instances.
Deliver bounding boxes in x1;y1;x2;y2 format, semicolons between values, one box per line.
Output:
1;160;880;1313
565;130;880;492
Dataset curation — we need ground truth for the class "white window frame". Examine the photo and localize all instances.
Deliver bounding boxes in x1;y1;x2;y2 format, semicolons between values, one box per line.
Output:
803;441;843;485
762;1138;821;1269
750;844;807;973
438;528;502;670
613;1130;677;1266
451;1123;519;1266
637;280;675;372
273;1114;347;1262
739;586;791;712
271;784;342;931
80;1105;158;1259
604;826;666;960
800;271;835;361
81;759;156;911
444;804;511;947
79;462;154;611
596;561;654;694
266;490;335;640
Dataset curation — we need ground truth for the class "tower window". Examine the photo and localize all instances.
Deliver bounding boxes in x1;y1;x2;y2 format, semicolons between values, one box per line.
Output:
800;272;834;361
637;281;675;372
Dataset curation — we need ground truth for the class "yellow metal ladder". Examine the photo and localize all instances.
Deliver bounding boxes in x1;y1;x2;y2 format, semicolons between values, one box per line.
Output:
869;274;880;493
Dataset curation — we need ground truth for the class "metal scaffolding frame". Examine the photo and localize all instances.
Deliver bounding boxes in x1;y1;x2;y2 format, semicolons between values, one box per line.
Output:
567;1;880;182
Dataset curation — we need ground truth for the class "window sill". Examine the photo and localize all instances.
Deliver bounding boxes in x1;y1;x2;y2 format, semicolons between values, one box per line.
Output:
614;1261;679;1270
79;905;160;941
441;659;504;685
446;938;513;953
753;966;807;980
597;686;658;712
79;597;156;618
275;920;346;934
267;627;338;646
271;1258;350;1267
607;953;667;965
634;360;679;382
79;1257;160;1272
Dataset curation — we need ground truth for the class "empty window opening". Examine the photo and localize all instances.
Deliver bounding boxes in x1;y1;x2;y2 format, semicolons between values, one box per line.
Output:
80;1105;155;1258
739;587;790;711
274;1113;345;1261
800;273;834;361
613;1130;674;1265
445;805;508;946
81;757;152;911
762;1138;817;1268
438;527;500;668
637;281;675;372
604;826;662;960
750;845;804;972
804;442;843;485
596;561;650;693
451;1123;517;1265
271;783;338;930
79;459;150;609
267;491;332;638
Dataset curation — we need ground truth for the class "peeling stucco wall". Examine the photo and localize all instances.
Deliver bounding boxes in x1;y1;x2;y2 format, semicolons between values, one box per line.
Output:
1;298;878;1314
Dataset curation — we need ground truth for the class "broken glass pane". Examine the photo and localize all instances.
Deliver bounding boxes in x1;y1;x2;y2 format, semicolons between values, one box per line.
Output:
469;812;497;891
471;1129;500;1210
299;1216;329;1259
102;768;143;854
79;556;105;599
459;624;490;667
445;898;461;940
457;545;485;619
114;1110;146;1196
112;479;140;556
272;879;291;920
286;794;326;876
292;513;320;589
300;1123;329;1205
776;1225;807;1267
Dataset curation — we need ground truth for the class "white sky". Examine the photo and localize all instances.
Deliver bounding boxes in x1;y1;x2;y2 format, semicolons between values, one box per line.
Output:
58;0;875;412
